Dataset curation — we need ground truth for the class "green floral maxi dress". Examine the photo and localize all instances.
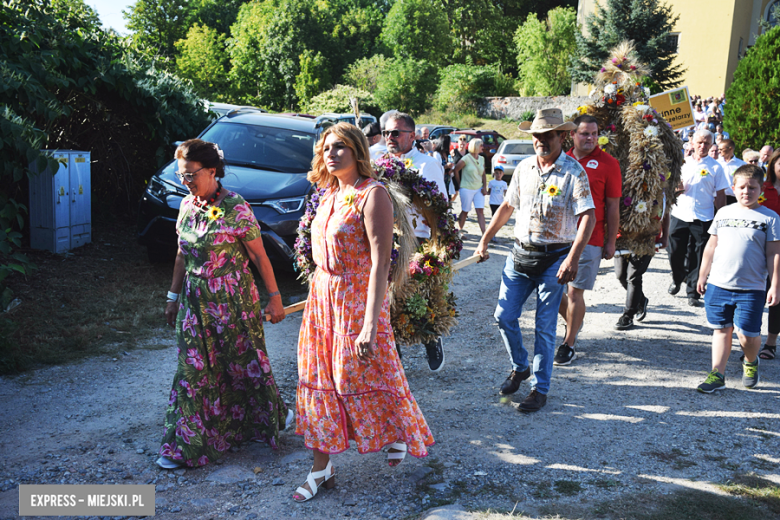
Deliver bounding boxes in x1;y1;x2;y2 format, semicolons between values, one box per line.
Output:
158;191;289;467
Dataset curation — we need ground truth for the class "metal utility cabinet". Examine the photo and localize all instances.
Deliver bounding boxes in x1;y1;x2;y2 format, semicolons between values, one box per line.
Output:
29;150;92;253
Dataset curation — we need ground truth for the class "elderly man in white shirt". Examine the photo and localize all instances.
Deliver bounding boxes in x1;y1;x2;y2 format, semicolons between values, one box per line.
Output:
668;129;729;307
383;111;448;372
717;138;746;205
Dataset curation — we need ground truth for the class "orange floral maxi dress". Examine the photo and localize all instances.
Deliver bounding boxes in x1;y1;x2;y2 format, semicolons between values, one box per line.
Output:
295;179;434;457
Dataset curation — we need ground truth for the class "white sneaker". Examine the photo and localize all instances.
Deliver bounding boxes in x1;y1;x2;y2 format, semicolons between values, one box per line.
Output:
284;408;295;430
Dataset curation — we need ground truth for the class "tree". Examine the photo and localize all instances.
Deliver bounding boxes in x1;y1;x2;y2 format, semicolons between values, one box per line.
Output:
342;54;390;92
304;85;380;116
373;58;439;115
723;25;780;155
294;50;331;108
380;0;452;67
570;0;684;90
515;6;577;96
124;0;192;60
175;24;230;100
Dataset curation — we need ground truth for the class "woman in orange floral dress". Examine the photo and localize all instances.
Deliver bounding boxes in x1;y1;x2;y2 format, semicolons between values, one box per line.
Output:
293;123;434;502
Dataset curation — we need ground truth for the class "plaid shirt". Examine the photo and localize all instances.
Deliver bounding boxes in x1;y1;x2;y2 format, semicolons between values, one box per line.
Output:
506;151;595;244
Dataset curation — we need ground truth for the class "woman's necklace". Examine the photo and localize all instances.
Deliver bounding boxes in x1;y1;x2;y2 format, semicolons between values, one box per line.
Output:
192;181;222;211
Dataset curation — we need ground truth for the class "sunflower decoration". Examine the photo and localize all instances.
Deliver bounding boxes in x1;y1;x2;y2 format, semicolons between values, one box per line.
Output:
207;206;225;221
759;192;767;204
566;41;683;256
700;169;709;177
544;184;562;197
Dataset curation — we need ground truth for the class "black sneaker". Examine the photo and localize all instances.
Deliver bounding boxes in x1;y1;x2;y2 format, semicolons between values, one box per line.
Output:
697;370;725;393
614;314;633;330
425;337;445;372
636;296;649;322
688;297;701;307
553;343;576;366
517;389;547;412
499;367;531;395
668;282;681;295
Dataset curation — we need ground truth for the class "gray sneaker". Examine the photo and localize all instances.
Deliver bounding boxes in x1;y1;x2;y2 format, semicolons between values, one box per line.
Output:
742;359;759;388
636;296;649;322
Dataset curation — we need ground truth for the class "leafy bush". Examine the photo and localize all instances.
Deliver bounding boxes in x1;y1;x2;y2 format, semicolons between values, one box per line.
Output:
521;110;536;122
374;59;439;116
175;23;231;101
380;0;452;66
304;85;379;117
294;50;331;108
0;0;208;335
724;25;780;153
433;63;517;113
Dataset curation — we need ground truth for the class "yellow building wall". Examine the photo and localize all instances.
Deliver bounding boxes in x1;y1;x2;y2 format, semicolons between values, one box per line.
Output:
574;0;775;97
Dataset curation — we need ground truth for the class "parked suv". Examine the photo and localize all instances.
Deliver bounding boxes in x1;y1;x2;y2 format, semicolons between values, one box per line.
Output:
137;112;319;266
449;129;507;172
316;113;377;130
415;124;458;140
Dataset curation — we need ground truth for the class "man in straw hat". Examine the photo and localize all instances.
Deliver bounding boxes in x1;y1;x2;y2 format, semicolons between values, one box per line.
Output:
476;108;596;412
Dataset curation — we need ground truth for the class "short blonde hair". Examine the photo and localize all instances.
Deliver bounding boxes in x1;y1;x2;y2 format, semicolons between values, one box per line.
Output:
309;123;374;188
468;138;483;154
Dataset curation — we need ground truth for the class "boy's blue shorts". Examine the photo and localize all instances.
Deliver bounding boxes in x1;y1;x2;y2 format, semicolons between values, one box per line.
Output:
704;285;764;337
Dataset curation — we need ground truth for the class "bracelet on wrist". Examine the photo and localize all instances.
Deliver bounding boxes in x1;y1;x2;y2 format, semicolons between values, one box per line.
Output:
267;290;281;298
167;291;179;302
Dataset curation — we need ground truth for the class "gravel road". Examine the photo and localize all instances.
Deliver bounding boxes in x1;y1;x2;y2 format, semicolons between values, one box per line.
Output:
1;215;779;520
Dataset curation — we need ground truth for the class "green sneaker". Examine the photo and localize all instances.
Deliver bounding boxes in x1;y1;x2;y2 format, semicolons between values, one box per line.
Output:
742;359;760;389
697;370;725;393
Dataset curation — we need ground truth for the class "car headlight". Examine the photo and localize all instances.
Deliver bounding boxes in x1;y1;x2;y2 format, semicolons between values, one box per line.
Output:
262;197;306;214
147;176;187;199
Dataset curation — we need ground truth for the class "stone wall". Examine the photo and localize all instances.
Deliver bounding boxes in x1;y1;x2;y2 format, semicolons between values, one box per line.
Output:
478;96;591;120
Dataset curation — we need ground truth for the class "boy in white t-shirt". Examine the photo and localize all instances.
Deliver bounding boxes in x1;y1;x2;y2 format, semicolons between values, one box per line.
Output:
696;164;780;393
487;167;508;216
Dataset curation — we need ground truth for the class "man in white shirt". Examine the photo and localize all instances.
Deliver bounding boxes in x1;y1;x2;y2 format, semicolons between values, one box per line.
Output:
384;112;448;372
668;129;729;307
717;139;746;205
369;110;398;161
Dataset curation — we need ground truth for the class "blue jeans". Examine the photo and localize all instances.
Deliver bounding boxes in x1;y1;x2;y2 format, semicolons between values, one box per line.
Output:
494;253;566;395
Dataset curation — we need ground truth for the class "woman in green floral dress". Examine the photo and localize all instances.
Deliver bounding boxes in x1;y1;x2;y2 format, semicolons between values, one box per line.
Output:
156;139;290;469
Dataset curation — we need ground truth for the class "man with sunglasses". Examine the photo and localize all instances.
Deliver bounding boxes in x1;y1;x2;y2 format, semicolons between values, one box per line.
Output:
384;112;449;372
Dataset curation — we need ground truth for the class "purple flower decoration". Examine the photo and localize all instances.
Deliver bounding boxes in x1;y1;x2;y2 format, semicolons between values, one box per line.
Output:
642;162;651;170
623;197;633;206
659;173;666;182
600;67;606;72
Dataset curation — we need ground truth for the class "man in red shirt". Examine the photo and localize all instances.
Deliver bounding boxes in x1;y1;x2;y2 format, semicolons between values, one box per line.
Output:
555;115;622;365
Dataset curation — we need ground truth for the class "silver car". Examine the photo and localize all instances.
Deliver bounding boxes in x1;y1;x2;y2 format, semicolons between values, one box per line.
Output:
491;140;535;180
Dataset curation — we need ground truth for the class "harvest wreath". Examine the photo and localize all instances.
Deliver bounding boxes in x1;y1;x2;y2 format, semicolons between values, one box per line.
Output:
294;156;463;346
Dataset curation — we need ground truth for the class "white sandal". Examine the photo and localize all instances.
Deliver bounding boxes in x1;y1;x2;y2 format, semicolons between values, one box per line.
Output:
293;461;335;502
387;442;407;466
284;409;295;431
155;456;181;469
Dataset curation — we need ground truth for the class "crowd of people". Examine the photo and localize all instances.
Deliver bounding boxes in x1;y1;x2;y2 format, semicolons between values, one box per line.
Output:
152;103;778;501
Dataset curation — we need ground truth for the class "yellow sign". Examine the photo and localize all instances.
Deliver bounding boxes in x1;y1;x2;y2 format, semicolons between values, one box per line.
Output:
649;86;694;131
75;157;86;163
79;185;83;194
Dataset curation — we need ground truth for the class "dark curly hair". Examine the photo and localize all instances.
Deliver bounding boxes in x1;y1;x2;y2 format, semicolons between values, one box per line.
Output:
174;139;226;179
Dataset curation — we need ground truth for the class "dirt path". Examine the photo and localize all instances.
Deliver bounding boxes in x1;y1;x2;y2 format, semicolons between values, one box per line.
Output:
1;214;779;520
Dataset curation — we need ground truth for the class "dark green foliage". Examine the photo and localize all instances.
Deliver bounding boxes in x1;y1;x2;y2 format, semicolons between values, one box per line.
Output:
374;59;439;116
381;0;452;66
724;25;780;154
570;0;684;90
1;0;209;311
434;64;517;112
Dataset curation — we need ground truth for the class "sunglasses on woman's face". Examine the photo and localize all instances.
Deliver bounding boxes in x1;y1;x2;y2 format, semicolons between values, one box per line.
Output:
749;159;759;164
381;129;413;138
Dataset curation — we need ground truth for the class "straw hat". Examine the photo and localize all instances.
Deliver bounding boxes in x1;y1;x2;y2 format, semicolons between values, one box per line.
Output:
518;108;577;134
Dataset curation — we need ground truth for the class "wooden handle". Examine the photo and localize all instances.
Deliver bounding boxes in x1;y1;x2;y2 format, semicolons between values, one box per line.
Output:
264;254;482;321
263;300;306;321
452;254;481;272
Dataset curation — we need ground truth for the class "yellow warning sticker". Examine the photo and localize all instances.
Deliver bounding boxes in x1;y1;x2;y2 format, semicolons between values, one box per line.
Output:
79;185;83;194
75;157;86;163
